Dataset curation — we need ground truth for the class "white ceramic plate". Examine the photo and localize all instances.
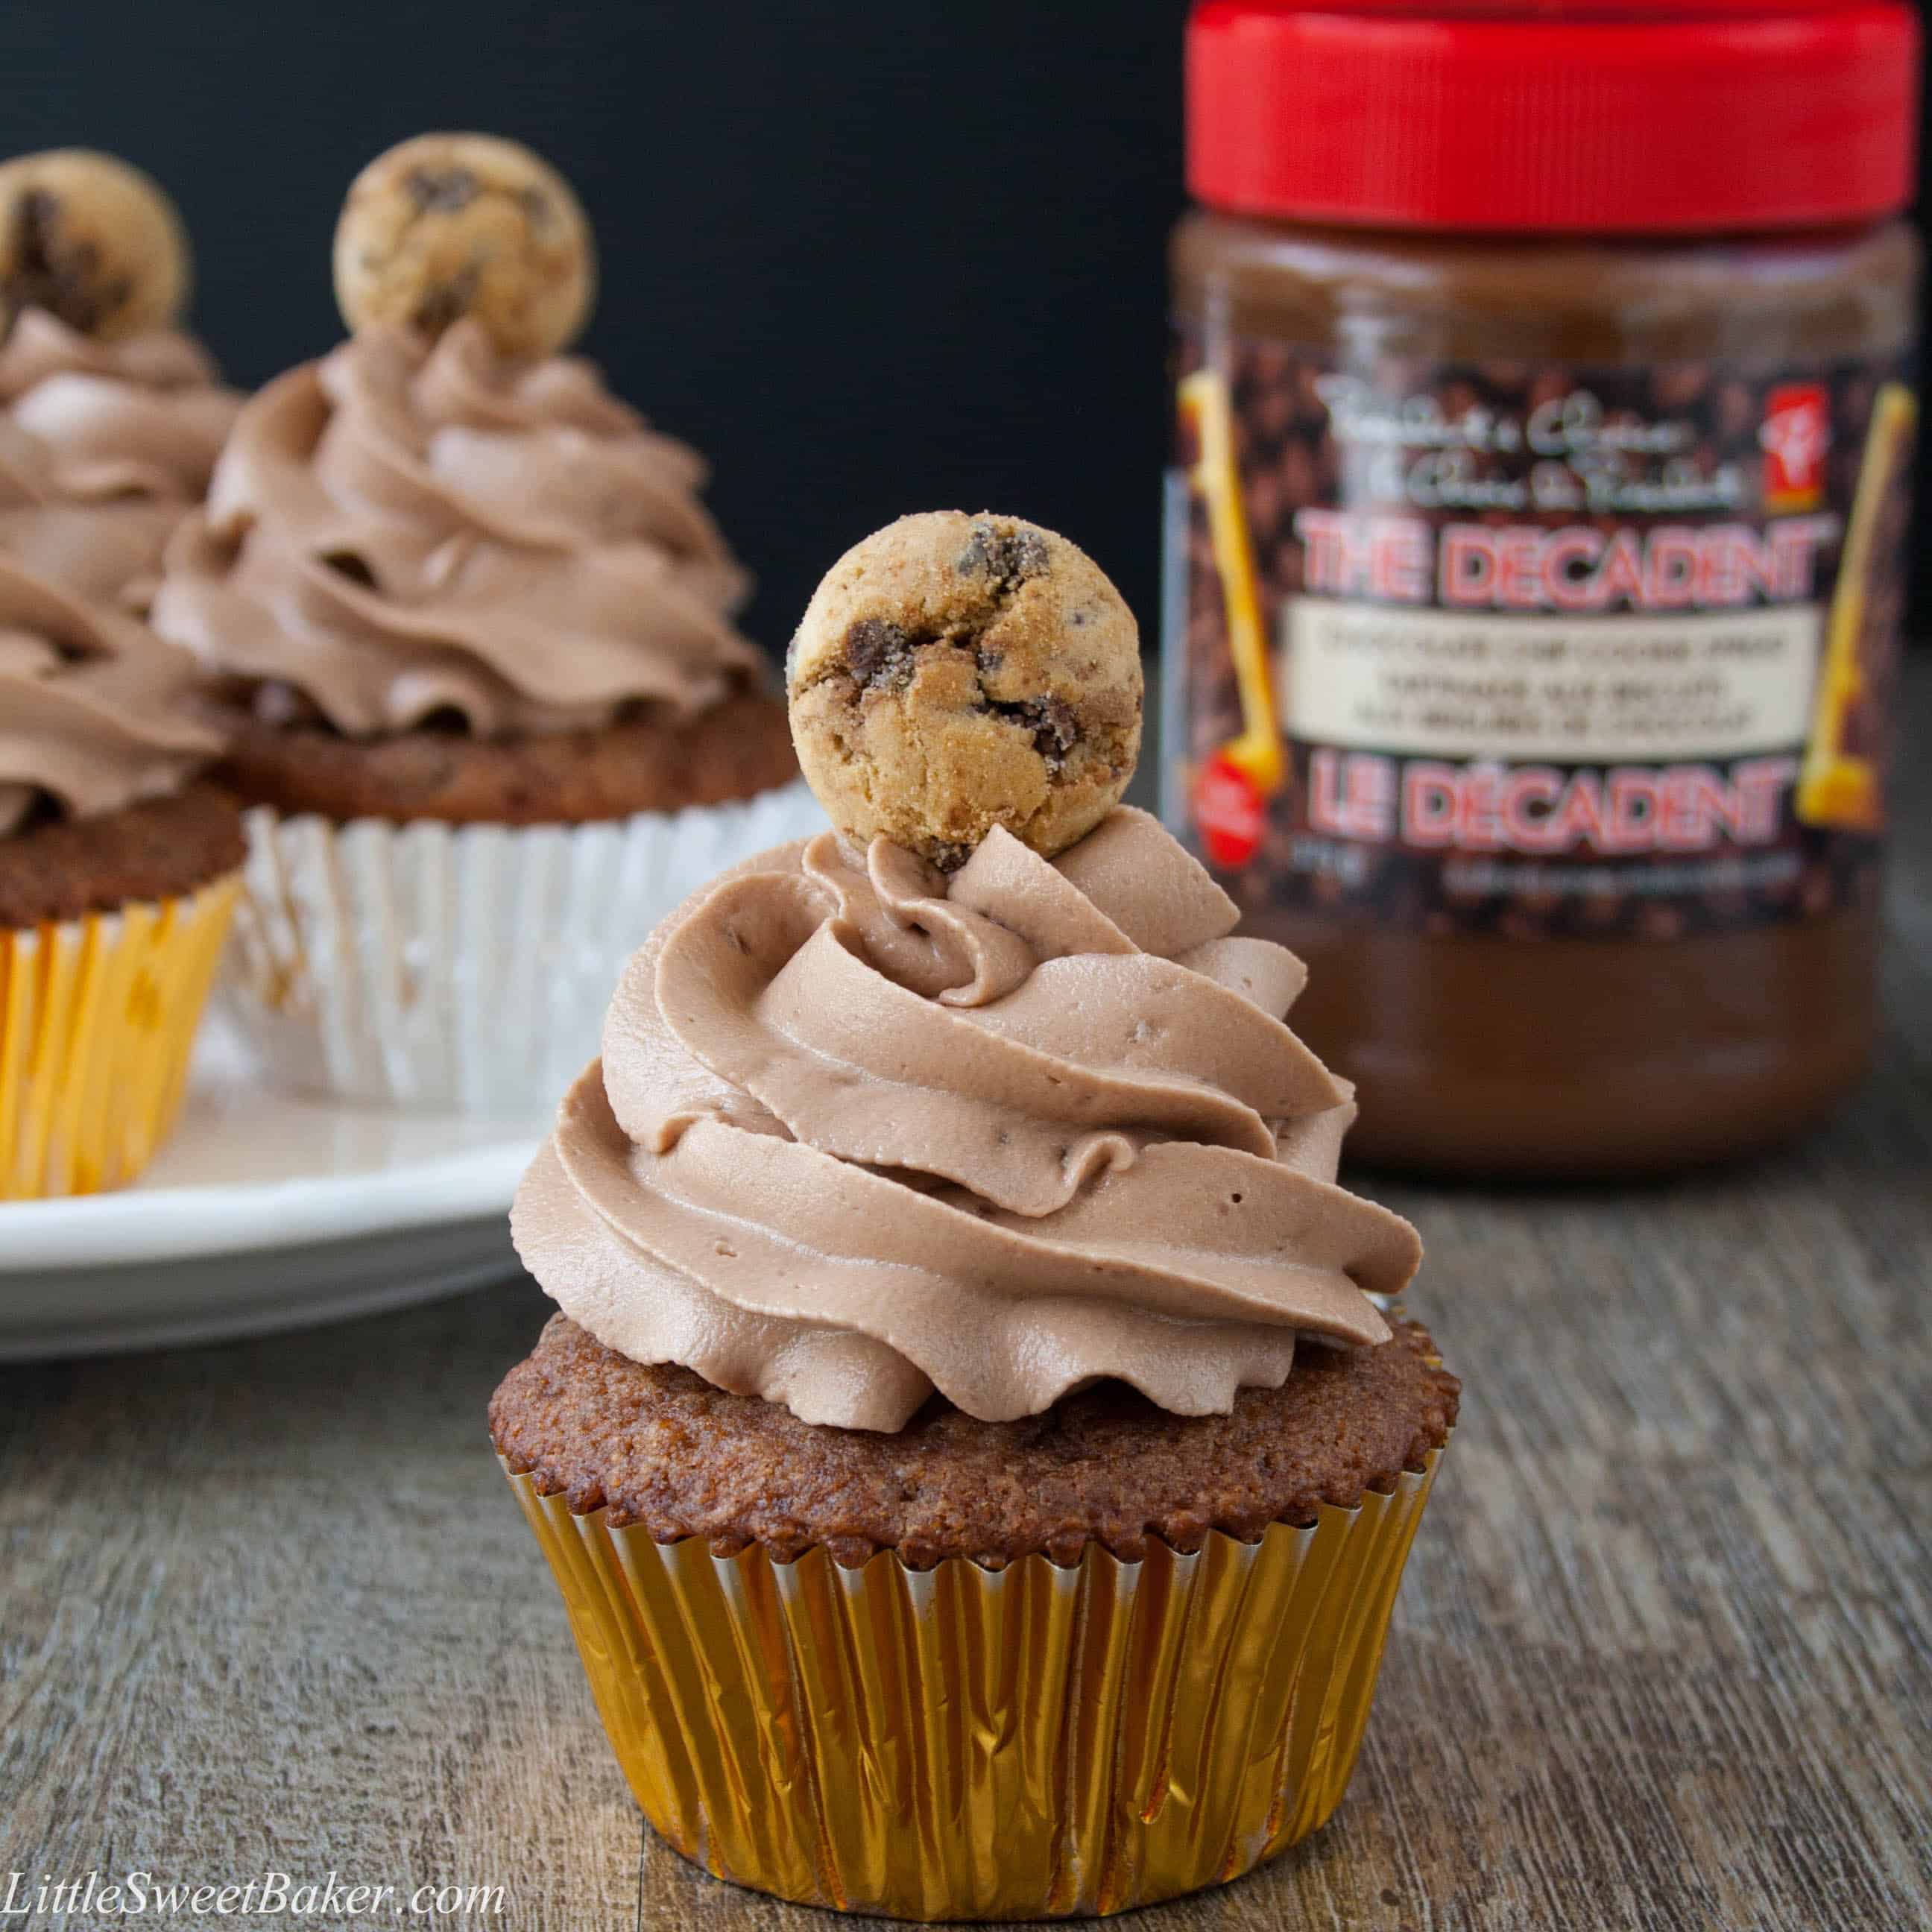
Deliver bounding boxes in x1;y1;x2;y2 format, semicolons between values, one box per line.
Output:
0;1020;543;1360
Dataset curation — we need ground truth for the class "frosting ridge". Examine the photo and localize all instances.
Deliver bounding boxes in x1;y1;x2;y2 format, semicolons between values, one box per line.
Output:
0;309;236;833
153;319;765;737
513;806;1421;1431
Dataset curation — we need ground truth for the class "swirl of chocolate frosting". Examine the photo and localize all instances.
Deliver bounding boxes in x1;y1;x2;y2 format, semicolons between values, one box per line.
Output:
513;806;1421;1432
0;309;236;835
152;318;766;737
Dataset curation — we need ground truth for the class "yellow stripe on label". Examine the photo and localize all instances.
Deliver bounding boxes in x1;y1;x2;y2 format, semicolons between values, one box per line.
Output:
1795;380;1916;833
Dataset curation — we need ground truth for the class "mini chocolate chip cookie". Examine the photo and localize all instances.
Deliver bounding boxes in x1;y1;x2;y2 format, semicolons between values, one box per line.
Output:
332;133;595;357
786;511;1143;865
0;149;190;341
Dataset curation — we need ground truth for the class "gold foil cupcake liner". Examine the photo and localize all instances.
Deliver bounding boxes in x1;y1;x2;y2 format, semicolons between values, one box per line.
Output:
221;783;824;1114
505;1445;1443;1920
0;874;239;1200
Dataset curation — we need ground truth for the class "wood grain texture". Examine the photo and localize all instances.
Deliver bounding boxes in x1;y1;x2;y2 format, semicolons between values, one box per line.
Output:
3;681;1929;1932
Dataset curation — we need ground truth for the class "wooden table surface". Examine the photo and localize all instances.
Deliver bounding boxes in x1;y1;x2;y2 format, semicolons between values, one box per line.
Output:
4;689;1929;1932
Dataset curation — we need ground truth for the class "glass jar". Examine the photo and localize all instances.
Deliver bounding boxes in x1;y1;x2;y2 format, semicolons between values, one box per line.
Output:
1164;1;1922;1174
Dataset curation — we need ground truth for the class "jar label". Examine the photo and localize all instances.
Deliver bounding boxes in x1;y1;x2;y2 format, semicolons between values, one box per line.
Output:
1164;335;1913;938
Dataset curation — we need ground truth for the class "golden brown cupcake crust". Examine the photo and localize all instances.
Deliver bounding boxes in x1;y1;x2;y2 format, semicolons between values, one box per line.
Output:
786;511;1143;867
490;1313;1458;1569
0;780;244;926
211;688;797;827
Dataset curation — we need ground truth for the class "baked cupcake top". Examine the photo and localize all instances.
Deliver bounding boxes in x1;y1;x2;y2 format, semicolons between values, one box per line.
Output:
512;513;1421;1433
152;136;763;741
0;156;239;837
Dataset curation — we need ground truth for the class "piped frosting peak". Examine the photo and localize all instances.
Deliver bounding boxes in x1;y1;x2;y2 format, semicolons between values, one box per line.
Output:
513;806;1419;1432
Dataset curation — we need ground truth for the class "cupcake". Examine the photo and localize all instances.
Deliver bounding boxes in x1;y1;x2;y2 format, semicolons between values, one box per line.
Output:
0;151;245;1199
491;512;1458;1920
152;134;818;1114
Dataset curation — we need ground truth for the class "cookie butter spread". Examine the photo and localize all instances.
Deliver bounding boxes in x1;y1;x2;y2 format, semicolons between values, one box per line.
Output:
154;318;764;737
1169;1;1921;1174
0;308;237;834
513;806;1419;1432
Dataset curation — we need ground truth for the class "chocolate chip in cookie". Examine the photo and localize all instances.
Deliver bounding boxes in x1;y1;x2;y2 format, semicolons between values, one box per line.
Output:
332;133;596;359
787;511;1143;865
0;149;190;341
956;520;1050;586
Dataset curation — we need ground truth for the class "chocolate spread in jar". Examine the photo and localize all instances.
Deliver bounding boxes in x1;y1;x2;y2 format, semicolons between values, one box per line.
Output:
1165;1;1922;1175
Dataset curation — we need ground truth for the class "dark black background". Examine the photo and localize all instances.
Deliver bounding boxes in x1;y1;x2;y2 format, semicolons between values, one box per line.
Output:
6;1;1924;651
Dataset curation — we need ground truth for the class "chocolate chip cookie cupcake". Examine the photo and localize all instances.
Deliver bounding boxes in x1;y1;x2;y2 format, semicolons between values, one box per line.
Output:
153;135;815;1114
0;151;244;1197
490;514;1457;1919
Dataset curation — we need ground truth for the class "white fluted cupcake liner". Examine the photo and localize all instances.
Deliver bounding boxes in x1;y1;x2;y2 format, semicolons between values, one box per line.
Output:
218;780;823;1114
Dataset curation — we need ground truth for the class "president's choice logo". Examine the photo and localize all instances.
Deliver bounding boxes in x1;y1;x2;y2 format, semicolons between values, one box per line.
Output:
1761;383;1831;511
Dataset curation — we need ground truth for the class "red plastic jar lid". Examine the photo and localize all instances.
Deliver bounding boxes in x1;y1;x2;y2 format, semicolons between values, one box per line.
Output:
1187;1;1922;234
